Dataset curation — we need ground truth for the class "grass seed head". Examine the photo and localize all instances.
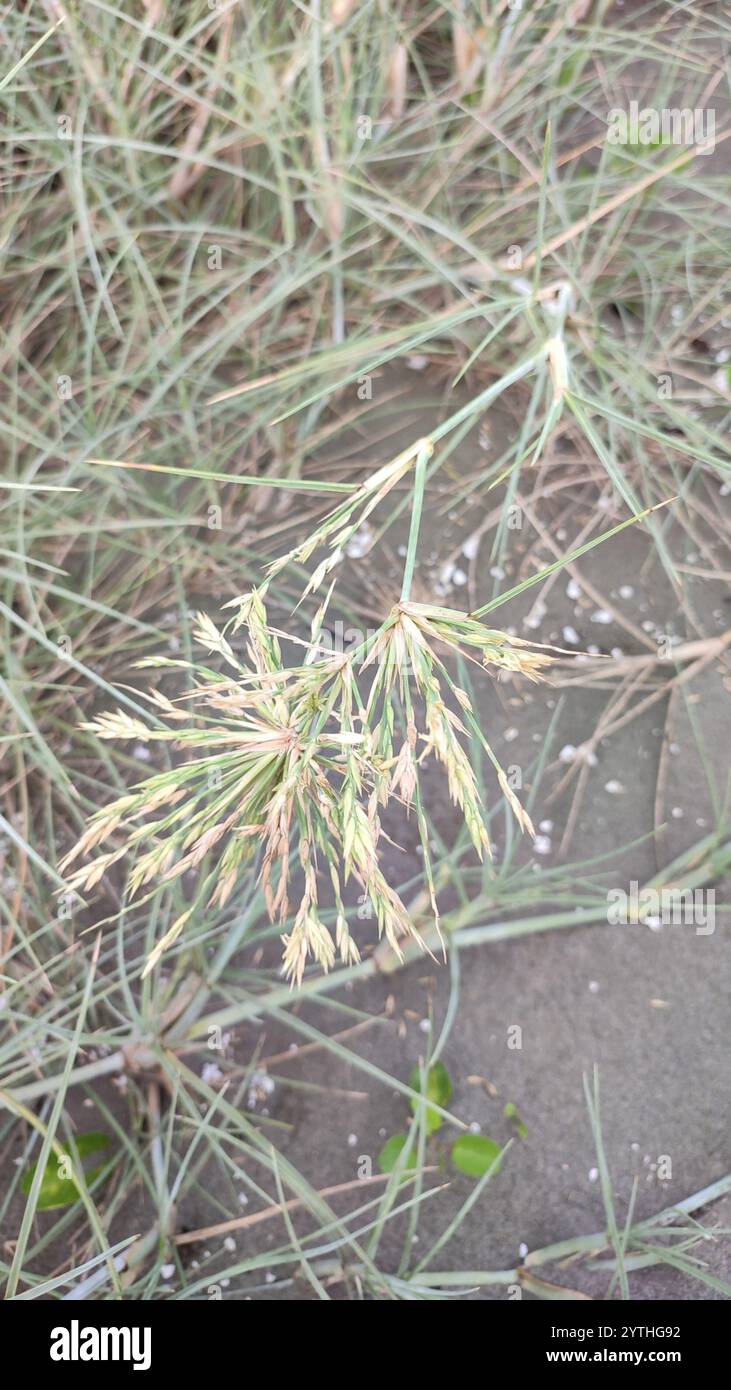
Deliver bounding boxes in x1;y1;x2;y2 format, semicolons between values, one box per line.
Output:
62;553;555;981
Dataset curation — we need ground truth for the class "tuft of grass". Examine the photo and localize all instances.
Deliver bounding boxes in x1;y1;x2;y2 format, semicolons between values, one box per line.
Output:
1;0;730;1303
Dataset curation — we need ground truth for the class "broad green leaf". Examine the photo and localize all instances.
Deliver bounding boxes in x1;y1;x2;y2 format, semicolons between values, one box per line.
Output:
377;1134;416;1175
452;1134;502;1179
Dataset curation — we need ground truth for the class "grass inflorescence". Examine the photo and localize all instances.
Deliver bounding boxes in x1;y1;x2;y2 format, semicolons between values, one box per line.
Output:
61;548;560;981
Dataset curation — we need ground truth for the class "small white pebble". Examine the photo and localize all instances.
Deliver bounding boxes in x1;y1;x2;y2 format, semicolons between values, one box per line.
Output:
588;980;600;994
346;522;373;559
247;1070;275;1100
533;834;552;856
133;743;151;761
559;744;577;762
489;564;505;580
347;1133;358;1147
671;806;684;819
161;1264;175;1279
524;601;547;630
519;1242;529;1259
452;567;468;586
562;625;580;645
223;1236;236;1252
566;578;582;600
419;1018;432;1033
503;726;519;742
588;1167;599;1183
591;608;613;625
618;584;634;599
604;779;625;794
538;819;553;833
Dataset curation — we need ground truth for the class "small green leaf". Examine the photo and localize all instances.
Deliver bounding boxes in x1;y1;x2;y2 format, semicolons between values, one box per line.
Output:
378;1134;417;1175
408;1060;453;1134
451;1134;502;1179
21;1132;113;1210
504;1101;528;1139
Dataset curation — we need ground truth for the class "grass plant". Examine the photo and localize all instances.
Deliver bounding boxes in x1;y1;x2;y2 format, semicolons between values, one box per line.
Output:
1;0;730;1301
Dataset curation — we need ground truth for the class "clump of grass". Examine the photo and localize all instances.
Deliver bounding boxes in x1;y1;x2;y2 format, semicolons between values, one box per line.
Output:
4;0;731;1305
